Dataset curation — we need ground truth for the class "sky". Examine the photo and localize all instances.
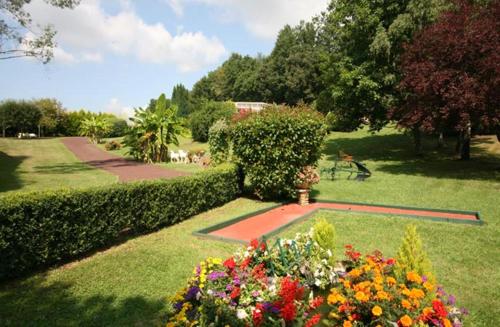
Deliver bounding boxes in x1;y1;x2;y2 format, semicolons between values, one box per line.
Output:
0;0;329;118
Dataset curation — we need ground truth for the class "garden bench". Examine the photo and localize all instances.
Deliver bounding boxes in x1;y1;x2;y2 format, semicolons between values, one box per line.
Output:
322;151;372;181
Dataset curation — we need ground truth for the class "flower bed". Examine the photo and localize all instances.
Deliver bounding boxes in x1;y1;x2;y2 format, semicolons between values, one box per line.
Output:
166;227;466;326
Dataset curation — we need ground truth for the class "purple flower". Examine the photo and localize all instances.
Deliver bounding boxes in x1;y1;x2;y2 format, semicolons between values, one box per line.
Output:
460;307;469;315
263;302;280;314
448;294;456;306
422;275;428;282
208;271;226;280
174;301;183;311
251;290;260;297
453;321;462;327
185;286;200;300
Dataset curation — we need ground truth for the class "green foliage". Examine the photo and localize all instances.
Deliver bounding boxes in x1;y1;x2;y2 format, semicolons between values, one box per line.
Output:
106;117;128;137
79;115;111;143
171;84;192;117
312;218;336;263
208;118;231;165
124;94;184;162
188;100;235;142
394;225;434;282
0;164;242;279
231;105;327;199
0;99;42;136
32;98;68;136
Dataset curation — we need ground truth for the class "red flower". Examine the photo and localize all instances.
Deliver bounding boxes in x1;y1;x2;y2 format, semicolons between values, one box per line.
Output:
250;239;259;249
305;313;321;327
310;296;324;310
352;313;361;321
260;241;266;251
345;244;353;249
240;257;252;269
223;257;236;270
280;302;297;322
432;299;448;318
230;287;240;299
253;303;264;327
252;263;267;281
386;258;396;265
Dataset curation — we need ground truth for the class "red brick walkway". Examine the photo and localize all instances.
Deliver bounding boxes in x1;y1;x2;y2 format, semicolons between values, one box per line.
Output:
62;137;188;182
209;202;479;242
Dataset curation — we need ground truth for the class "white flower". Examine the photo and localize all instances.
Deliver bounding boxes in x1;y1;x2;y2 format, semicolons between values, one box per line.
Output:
207;289;213;295
315;279;322;286
327;249;333;257
236;309;248;320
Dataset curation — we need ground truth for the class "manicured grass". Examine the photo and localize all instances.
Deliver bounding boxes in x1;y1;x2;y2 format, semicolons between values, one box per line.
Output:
0;138;117;196
1;128;498;326
0;198;275;326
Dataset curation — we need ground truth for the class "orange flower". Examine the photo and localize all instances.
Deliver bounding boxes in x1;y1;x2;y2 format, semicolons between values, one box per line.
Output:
343;321;352;327
372;305;383;316
348;268;361;278
409;288;425;299
376;290;389;300
399;315;413;327
406;271;422;283
355;291;369;302
343;280;351;289
423;281;434;291
443;318;453;327
401;299;412;309
386;277;397;285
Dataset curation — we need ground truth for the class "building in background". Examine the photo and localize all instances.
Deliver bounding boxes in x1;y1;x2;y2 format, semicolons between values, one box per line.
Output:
234;102;268;113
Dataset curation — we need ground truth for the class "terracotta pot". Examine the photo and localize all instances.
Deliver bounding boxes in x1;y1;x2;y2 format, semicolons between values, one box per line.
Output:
295;182;311;190
297;188;310;206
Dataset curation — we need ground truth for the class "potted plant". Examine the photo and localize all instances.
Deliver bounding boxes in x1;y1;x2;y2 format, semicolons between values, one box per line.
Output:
295;166;320;205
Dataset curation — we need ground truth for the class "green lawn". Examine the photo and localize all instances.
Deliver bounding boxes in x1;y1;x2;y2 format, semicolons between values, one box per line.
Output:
1;128;499;326
0;138;117;196
99;134;208;174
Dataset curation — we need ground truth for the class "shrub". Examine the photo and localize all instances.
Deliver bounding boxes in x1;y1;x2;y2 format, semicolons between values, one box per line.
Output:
312;218;335;264
208;118;231;165
395;225;435;282
0;164;241;279
188;101;235;142
231;105;327;199
104;140;122;151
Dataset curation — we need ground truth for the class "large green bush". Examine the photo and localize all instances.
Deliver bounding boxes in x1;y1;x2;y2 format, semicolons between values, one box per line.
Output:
231;105;327;199
208;118;231;165
188;101;235;142
0;164;241;279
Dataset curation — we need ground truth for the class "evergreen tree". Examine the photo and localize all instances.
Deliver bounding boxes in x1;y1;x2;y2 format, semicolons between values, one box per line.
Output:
395;225;434;282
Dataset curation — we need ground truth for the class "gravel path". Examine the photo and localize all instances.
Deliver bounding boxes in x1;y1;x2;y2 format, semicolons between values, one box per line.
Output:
62;137;188;182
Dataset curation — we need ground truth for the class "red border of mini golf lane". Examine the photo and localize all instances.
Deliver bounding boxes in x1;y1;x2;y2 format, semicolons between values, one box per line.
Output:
206;201;481;243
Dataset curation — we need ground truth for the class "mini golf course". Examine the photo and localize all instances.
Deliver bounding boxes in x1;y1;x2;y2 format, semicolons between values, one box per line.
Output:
195;200;482;243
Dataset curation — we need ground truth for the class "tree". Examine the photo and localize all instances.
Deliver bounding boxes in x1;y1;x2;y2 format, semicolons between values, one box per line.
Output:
79;116;111;144
317;0;445;131
0;100;42;136
188;101;235;142
393;0;500;159
32;98;68;136
124;94;184;162
171;84;192;117
65;110;94;136
0;0;80;63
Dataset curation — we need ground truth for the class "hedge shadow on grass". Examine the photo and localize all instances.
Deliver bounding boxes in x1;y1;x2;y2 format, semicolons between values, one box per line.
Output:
0;151;28;193
0;275;164;326
323;133;500;181
33;162;96;174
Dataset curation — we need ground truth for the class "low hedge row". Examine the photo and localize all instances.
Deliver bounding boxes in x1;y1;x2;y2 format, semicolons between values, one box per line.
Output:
0;164;241;279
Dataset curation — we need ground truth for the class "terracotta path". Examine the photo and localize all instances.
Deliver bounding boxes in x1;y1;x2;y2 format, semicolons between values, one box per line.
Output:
62;137;188;182
208;202;480;242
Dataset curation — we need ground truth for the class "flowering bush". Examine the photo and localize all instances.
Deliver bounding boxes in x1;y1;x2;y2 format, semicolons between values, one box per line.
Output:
166;229;466;326
296;166;320;189
326;245;467;327
166;229;335;326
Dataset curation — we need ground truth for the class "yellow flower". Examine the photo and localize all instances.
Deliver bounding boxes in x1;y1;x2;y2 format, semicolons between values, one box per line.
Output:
329;311;340;319
372;305;383;316
376;290;389;300
386;277;397;285
343;321;352;327
355;291;369;302
348;268;362;278
423;307;433;316
343;280;351;289
409;288;425;299
399;315;413;327
406;271;422;284
401;299;412;309
423;281;434;291
373;276;383;284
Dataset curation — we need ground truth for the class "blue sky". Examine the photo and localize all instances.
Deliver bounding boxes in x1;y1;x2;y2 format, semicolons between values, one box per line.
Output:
0;0;328;118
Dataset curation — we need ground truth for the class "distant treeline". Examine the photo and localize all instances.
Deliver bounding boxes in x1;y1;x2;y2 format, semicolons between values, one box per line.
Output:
0;98;128;137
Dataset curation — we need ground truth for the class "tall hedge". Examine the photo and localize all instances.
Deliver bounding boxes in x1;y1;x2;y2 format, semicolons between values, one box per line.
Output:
232;105;327;199
0;164;241;279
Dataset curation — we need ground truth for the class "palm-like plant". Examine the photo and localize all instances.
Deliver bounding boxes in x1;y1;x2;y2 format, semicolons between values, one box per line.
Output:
79;116;111;143
124;94;184;163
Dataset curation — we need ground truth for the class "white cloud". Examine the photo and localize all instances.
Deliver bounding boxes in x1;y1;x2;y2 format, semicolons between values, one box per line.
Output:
26;0;226;71
170;0;329;39
105;98;135;120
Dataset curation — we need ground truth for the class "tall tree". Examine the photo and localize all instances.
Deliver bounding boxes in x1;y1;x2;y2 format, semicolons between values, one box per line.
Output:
171;84;191;117
0;100;41;136
393;0;500;160
32;98;67;136
317;0;445;131
0;0;80;63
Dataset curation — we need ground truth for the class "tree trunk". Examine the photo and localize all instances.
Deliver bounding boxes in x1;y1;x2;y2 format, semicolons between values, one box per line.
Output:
412;127;423;155
457;122;471;160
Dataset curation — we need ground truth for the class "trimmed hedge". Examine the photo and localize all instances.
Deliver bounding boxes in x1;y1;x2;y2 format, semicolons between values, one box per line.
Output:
0;164;241;279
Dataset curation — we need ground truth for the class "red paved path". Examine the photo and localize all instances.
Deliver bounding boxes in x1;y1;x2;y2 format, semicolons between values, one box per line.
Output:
62;137;188;182
209;202;478;242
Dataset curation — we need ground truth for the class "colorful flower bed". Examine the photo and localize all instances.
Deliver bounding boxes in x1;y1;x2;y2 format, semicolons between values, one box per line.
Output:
166;228;466;326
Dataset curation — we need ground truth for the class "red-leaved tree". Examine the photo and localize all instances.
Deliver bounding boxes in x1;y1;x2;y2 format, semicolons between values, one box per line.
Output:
392;0;500;159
